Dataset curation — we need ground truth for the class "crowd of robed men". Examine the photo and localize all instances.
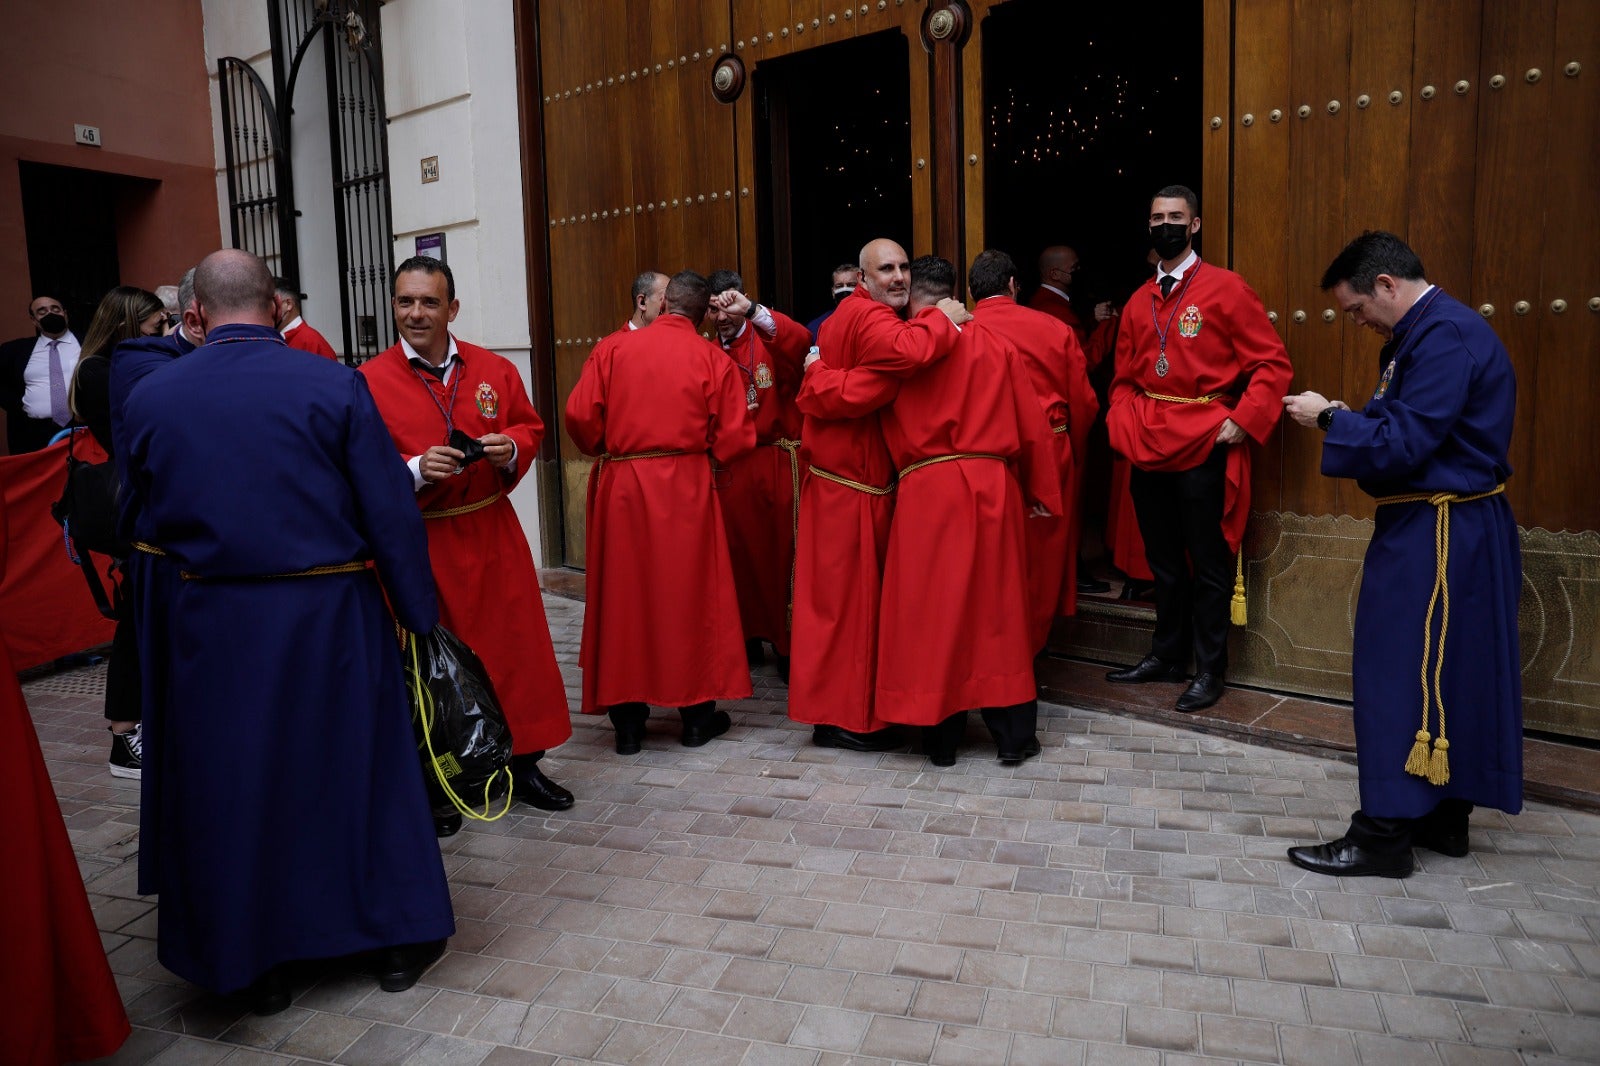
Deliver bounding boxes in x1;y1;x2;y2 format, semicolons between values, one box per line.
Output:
98;179;1523;1015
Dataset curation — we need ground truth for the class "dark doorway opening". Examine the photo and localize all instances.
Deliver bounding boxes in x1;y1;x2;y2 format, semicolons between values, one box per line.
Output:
18;163;125;331
754;30;913;327
980;0;1204;604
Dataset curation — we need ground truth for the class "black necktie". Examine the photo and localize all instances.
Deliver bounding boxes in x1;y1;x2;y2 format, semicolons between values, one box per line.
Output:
1160;275;1177;299
410;358;448;381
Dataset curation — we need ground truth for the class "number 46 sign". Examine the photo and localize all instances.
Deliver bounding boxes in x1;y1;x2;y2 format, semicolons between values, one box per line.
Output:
74;124;102;148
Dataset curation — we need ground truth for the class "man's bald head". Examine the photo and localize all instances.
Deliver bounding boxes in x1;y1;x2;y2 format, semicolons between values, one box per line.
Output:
1037;245;1080;291
193;250;278;328
858;238;911;310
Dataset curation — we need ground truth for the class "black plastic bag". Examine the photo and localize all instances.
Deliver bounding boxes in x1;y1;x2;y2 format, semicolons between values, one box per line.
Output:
405;626;514;822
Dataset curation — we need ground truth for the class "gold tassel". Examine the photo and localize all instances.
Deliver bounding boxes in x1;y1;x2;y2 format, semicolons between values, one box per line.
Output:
1404;730;1433;778
1427;736;1451;786
1230;550;1247;626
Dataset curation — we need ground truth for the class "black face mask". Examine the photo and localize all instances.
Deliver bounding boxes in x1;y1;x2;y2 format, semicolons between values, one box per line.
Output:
38;312;67;335
1149;223;1192;261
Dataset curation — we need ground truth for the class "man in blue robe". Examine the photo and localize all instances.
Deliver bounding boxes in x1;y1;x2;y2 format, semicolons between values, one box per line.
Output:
1283;231;1522;878
121;250;454;1011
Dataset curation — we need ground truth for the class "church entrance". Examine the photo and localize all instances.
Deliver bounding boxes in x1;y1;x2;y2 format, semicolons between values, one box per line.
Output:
753;29;914;326
979;0;1204;606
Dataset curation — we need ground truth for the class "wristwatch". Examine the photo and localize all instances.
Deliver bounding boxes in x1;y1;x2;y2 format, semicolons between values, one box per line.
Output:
1316;406;1337;431
743;300;758;319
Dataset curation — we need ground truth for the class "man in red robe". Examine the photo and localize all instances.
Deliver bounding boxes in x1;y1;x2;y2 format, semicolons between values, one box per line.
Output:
361;257;574;833
1028;244;1119;596
789;238;969;751
969;249;1098;650
565;271;756;753
1105;185;1293;712
706;270;811;676
273;278;339;360
804;257;1061;765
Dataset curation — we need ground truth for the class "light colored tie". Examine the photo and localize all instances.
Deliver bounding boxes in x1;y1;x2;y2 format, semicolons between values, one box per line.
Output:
48;339;69;425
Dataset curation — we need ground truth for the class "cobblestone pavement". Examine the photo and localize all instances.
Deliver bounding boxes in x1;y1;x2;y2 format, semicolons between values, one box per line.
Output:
26;594;1599;1065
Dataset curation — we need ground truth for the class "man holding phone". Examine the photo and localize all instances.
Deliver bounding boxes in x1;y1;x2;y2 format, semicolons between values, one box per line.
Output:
362;257;574;835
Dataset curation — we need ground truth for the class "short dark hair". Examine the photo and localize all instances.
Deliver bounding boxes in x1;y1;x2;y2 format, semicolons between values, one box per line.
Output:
631;270;666;301
968;249;1018;300
393;255;455;302
665;270;711;321
272;276;301;302
706;270;743;297
909;255;956;304
1152;184;1200;215
1319;230;1426;294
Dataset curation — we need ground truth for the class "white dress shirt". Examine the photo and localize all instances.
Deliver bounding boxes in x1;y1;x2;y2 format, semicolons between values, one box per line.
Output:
22;332;82;421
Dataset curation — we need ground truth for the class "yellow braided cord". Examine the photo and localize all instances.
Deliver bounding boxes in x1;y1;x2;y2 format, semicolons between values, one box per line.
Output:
807;463;894;496
180;560;368;581
897;453;1007;479
407;632;514;823
422;491;502;520
774;439;802;629
1051;423;1068;434
1375;484;1503;783
1230;549;1248;626
132;541;166;556
1142;390;1222;405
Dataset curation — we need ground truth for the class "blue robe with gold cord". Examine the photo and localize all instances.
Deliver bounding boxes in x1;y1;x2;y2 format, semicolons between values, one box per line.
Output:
121;324;453;993
1322;289;1522;819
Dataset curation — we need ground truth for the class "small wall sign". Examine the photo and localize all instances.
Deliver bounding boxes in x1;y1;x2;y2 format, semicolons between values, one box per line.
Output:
415;232;447;263
420;155;439;183
74;124;102;147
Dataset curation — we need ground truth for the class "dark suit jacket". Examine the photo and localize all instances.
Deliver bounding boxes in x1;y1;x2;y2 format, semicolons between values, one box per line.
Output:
1;332;81;454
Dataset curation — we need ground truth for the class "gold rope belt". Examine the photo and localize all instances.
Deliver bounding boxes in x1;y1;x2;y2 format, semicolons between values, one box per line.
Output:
807;463;894;496
772;439;802;628
1373;483;1507;786
897;453;1006;479
422;490;501;520
131;542;367;582
1143;390;1222;404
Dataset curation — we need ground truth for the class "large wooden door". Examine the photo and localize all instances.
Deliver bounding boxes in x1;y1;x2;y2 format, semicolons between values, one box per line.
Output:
1213;0;1600;738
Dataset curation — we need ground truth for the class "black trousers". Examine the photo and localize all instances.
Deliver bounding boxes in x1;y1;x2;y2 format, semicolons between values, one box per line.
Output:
980;700;1038;752
104;572;140;723
1346;799;1474;855
607;701;715;727
1129;447;1232;675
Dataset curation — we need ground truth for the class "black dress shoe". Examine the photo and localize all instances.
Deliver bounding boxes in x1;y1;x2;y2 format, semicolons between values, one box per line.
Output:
745;638;765;665
1415;828;1470;857
1175;672;1224;712
1077;575;1112;594
377;939;446;993
247;968;291;1016
1287;838;1414;878
998;737;1042;766
812;724;908;752
1120;580;1157;601
681;710;731;747
992;729;1043;765
1105;656;1187;684
514;763;575;812
434;811;462;838
775;655;791;684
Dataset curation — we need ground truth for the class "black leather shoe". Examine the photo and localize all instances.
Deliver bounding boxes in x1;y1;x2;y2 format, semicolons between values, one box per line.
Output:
514;763;575;812
247;968;291;1016
1415;828;1470;858
1077;576;1112;594
434;811;462;838
1105;656;1186;684
775;655;791;684
813;724;908;752
1120;580;1157;602
681;710;731;747
377;939;446;993
745;638;765;665
1175;672;1224;712
998;737;1042;766
1287;838;1414;879
615;728;643;755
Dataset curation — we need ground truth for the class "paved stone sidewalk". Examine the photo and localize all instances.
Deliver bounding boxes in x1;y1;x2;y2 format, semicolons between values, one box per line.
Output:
25;594;1599;1065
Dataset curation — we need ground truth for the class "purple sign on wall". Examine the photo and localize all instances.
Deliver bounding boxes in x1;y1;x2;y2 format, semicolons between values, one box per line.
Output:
415;232;447;263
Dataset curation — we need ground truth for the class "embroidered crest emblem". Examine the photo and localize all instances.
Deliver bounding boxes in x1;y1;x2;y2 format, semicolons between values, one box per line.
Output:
475;382;499;419
1373;360;1396;400
754;362;774;389
1177;305;1203;339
